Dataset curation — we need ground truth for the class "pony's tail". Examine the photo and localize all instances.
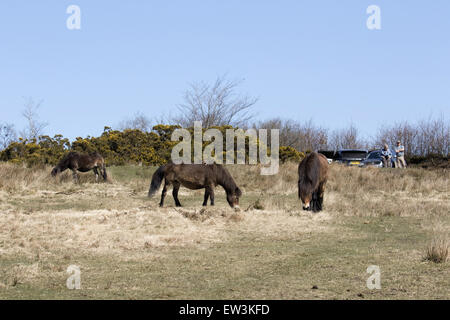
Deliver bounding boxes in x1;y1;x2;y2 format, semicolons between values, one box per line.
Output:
102;163;107;181
148;165;166;197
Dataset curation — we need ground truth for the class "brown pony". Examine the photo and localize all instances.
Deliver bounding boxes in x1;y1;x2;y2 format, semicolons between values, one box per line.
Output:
298;152;329;212
148;162;242;208
51;152;107;183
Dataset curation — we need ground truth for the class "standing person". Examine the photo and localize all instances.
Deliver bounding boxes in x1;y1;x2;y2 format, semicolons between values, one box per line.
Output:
381;144;392;168
395;140;407;168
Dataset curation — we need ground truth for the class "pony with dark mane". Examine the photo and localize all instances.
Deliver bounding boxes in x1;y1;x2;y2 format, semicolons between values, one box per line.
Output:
148;162;242;208
298;152;329;212
51;152;107;183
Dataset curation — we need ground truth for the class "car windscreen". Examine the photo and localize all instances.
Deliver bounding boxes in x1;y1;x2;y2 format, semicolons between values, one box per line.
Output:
368;151;381;159
318;151;335;159
339;151;367;159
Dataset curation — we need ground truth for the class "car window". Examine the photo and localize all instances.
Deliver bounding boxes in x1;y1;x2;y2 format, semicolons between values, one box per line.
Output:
368;152;381;159
340;151;367;159
318;151;334;159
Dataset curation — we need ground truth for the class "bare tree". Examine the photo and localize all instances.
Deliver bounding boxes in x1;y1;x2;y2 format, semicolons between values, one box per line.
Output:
374;114;449;157
0;122;17;150
173;75;258;128
118;111;153;132
416;114;449;156
328;123;366;150
256;118;299;147
255;118;328;152
298;119;329;152
374;121;417;156
20;97;48;140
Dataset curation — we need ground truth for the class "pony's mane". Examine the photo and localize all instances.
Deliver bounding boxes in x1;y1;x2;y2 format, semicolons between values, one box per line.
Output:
298;153;320;195
55;152;75;168
64;151;101;159
211;164;239;194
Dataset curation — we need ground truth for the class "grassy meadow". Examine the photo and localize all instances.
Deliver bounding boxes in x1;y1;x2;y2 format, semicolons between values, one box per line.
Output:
0;162;448;299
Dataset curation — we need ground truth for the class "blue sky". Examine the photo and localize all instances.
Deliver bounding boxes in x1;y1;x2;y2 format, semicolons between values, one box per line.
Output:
0;0;449;141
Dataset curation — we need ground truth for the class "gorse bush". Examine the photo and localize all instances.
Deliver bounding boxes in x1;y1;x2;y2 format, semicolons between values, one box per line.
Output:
0;125;303;167
0;135;70;167
279;146;304;163
0;126;178;167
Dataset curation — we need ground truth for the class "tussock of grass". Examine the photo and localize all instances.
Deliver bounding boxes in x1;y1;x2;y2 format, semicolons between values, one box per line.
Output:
424;237;449;263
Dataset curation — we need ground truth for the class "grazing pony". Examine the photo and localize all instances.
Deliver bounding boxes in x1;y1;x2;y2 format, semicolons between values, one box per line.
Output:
298;152;329;212
148;162;242;208
51;152;107;183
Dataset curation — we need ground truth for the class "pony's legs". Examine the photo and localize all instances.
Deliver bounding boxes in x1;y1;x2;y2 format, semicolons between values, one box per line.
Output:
311;183;326;212
317;194;323;210
311;191;319;212
101;164;107;181
71;169;79;184
315;191;322;211
202;189;210;206
209;187;215;206
93;167;99;182
95;162;107;181
318;181;326;210
172;182;182;207
202;186;215;206
159;180;170;207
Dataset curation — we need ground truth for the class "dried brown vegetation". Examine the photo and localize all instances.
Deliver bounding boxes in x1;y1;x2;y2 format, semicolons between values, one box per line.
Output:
0;162;448;299
425;236;449;263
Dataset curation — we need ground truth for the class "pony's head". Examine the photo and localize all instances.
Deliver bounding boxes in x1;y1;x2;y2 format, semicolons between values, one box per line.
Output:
298;180;313;211
51;167;60;177
226;187;242;208
214;164;242;208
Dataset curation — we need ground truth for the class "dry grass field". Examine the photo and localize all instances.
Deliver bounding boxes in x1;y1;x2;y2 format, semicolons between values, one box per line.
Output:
0;162;448;299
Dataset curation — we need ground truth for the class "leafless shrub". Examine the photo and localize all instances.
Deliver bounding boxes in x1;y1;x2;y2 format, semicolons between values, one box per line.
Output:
328;122;367;150
416;114;449;156
19;97;48;141
255;118;328;152
374;114;449;156
0;122;17;150
118;111;153;132
173;75;258;128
